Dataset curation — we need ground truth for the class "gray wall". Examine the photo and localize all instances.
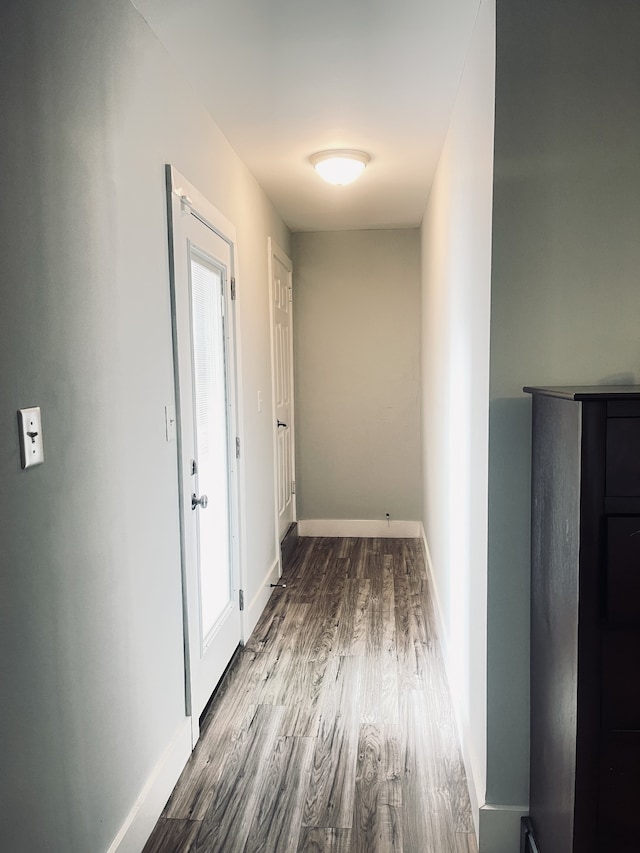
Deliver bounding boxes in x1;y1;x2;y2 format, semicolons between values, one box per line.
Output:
488;0;640;826
0;1;289;850
292;229;422;522
420;0;495;835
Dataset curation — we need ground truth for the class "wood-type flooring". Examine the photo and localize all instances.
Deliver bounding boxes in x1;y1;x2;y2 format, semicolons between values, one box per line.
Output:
143;537;478;853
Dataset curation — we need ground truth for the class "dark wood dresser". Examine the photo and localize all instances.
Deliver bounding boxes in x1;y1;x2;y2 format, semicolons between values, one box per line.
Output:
523;386;640;853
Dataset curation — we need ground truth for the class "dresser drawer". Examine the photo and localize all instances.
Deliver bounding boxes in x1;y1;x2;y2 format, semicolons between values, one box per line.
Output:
606;418;640;497
602;630;640;729
598;732;640;851
606;517;640;625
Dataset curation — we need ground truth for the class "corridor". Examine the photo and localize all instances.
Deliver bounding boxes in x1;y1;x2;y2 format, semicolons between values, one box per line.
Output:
143;537;476;852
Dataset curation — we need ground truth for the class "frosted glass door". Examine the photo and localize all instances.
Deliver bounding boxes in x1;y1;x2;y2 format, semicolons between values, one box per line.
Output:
190;252;231;644
168;167;241;746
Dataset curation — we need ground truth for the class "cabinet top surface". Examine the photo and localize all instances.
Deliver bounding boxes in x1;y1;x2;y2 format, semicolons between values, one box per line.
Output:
523;385;640;400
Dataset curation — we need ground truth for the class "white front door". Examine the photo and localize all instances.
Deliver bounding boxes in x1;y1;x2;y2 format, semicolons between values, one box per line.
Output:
269;240;296;544
167;167;242;744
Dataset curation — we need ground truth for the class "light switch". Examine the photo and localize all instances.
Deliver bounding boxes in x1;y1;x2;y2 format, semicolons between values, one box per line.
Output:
165;405;176;442
18;407;44;469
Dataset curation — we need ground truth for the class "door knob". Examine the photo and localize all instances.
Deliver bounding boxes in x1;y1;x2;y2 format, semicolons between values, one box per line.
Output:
277;420;287;428
192;493;209;510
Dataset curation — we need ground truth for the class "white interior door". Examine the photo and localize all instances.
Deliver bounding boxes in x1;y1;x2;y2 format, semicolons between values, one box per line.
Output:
167;167;242;744
269;240;296;544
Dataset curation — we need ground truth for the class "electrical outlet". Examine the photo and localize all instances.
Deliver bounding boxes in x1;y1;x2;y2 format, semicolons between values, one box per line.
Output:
18;407;44;469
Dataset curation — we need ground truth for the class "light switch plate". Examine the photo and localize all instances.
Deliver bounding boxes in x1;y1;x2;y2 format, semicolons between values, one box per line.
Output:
18;406;44;469
165;405;176;442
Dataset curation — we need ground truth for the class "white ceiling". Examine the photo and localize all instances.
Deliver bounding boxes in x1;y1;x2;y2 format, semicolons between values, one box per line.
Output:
132;0;480;232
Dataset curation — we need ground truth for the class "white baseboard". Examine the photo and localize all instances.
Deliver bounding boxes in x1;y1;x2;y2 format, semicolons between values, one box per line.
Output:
298;519;421;538
242;556;280;641
106;718;192;853
419;523;483;840
419;525;450;669
478;804;528;853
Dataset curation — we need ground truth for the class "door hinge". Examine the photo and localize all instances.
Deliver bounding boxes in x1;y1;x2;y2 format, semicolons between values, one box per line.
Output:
239;589;245;611
288;286;293;303
230;277;236;300
236;437;241;459
291;479;296;494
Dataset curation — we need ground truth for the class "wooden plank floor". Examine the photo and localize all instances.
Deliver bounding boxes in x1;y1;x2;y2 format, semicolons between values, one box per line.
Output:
143;537;477;853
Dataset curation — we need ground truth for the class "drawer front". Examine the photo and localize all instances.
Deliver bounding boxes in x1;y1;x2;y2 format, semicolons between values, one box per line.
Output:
608;401;640;418
606;418;640;496
602;630;640;730
598;732;640;852
606;517;640;625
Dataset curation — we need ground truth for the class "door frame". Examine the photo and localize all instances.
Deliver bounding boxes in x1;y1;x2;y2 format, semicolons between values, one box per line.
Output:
267;237;296;565
166;165;247;740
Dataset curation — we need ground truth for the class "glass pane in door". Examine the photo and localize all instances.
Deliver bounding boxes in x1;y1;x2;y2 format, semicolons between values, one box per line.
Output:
190;252;231;645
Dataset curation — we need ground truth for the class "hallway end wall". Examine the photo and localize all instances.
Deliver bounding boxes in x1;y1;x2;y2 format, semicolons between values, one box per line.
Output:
292;229;422;525
419;0;495;842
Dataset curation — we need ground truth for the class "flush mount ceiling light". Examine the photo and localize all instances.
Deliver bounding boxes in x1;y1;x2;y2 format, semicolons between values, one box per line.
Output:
310;149;371;186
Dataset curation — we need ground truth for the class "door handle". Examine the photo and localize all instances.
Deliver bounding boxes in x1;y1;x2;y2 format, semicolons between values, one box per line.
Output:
191;493;209;510
277;420;287;428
